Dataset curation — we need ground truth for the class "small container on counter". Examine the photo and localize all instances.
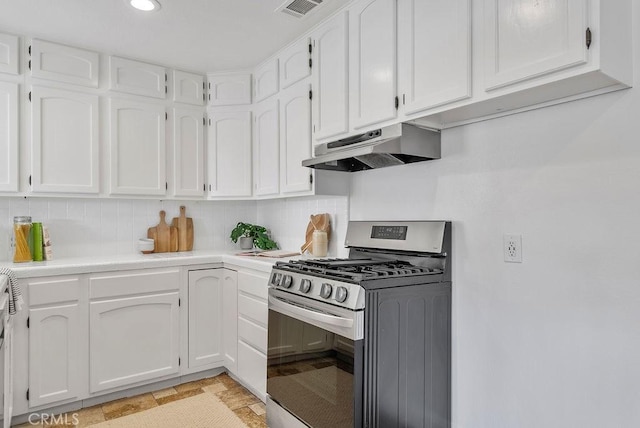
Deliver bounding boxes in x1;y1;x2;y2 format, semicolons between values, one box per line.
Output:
32;222;44;261
13;216;32;263
311;230;328;257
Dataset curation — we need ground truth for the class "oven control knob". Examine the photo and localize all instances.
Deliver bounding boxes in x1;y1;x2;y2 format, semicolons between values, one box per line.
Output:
271;273;281;286
320;283;333;299
335;286;349;303
281;275;293;289
299;279;312;293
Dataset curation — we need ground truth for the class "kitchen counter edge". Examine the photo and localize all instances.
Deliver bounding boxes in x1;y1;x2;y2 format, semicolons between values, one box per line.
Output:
0;251;295;278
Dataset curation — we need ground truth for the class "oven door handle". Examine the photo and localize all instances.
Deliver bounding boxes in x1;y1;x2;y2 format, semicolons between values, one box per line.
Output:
268;295;354;328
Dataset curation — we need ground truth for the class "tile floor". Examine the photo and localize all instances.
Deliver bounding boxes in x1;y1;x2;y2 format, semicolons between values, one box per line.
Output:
16;373;266;428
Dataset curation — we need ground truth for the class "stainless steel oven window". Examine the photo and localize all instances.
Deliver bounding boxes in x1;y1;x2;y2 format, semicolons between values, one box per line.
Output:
267;309;363;428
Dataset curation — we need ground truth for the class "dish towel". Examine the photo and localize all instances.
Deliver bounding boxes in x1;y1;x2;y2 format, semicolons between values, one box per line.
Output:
0;267;24;315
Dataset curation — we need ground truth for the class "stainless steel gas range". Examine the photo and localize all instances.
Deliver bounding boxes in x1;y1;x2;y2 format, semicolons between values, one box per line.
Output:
266;221;452;428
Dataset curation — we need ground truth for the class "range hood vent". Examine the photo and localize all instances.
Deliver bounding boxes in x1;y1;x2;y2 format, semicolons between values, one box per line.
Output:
302;123;441;172
277;0;323;18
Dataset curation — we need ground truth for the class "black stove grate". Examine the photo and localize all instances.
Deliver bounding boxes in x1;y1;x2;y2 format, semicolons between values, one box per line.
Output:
275;258;442;282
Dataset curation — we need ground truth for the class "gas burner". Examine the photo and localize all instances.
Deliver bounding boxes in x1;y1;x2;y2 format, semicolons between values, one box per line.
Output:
275;258;442;283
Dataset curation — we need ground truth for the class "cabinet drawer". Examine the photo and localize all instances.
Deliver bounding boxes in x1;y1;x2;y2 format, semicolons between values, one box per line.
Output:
28;276;81;306
237;270;269;300
89;268;180;299
238;316;267;354
237;340;266;402
238;293;267;327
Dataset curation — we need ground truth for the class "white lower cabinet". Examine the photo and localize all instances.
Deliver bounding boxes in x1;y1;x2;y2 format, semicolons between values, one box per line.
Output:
187;268;226;369
88;268;180;394
27;276;88;408
222;270;238;373
237;341;267;402
236;269;269;401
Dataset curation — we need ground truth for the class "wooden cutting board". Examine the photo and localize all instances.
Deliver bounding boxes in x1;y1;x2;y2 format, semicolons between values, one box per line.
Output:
171;205;194;251
149;210;175;253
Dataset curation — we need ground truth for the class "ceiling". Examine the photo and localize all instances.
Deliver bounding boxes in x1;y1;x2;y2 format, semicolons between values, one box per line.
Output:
0;0;347;73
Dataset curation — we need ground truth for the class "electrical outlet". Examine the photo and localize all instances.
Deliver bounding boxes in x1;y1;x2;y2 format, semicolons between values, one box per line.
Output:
503;234;522;263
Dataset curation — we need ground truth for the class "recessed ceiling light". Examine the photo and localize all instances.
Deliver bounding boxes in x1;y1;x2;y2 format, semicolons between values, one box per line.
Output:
127;0;161;12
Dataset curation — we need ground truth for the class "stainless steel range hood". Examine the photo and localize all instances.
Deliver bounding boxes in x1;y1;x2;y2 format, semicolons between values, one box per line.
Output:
302;123;441;172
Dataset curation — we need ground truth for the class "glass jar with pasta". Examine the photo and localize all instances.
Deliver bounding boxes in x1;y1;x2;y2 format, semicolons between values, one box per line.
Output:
13;216;32;263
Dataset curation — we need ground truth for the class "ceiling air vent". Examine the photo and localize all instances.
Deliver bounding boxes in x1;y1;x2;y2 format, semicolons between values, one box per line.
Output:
276;0;323;18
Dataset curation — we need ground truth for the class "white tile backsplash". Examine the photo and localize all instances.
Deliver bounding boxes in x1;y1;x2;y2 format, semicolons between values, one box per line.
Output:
256;196;349;258
0;195;348;261
0;197;258;261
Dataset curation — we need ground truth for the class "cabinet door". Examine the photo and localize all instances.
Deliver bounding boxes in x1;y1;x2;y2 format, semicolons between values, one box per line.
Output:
280;80;312;195
109;56;167;99
207;110;252;197
237;341;267;402
253;99;280;197
173;70;205;105
312;11;349;141
0;33;19;75
349;0;397;130
188;269;225;369
398;0;471;114
30;39;99;87
29;303;83;407
222;270;238;373
483;0;589;91
109;98;166;196
0;82;18;192
279;37;311;90
172;107;205;197
207;72;252;106
31;86;99;193
28;276;85;408
254;59;279;102
89;292;180;393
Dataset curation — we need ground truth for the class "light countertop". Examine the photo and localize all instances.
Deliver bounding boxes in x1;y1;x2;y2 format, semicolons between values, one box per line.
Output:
0;250;305;278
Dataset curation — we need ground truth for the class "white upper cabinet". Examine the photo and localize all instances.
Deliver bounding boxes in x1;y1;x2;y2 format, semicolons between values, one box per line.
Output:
254;59;279;102
109;56;167;99
279;37;311;90
207;72;252;106
0;82;18;192
173;70;205;105
0;33;19;75
207;109;252;198
349;0;398;130
172;107;205;198
398;0;471;114
31;86;99;194
483;0;589;91
30;39;100;87
253;98;280;197
280;79;313;195
311;10;349;141
109;98;166;196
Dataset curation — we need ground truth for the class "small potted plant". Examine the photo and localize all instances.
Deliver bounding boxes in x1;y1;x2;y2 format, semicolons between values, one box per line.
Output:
230;222;278;250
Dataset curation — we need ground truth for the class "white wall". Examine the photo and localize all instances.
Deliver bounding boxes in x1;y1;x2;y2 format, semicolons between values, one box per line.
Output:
350;15;640;428
257;195;350;258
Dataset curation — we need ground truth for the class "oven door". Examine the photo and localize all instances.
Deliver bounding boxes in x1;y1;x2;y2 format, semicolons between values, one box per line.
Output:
267;288;363;428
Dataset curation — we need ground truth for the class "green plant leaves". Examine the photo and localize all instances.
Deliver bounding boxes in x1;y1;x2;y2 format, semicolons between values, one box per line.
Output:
229;222;278;250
